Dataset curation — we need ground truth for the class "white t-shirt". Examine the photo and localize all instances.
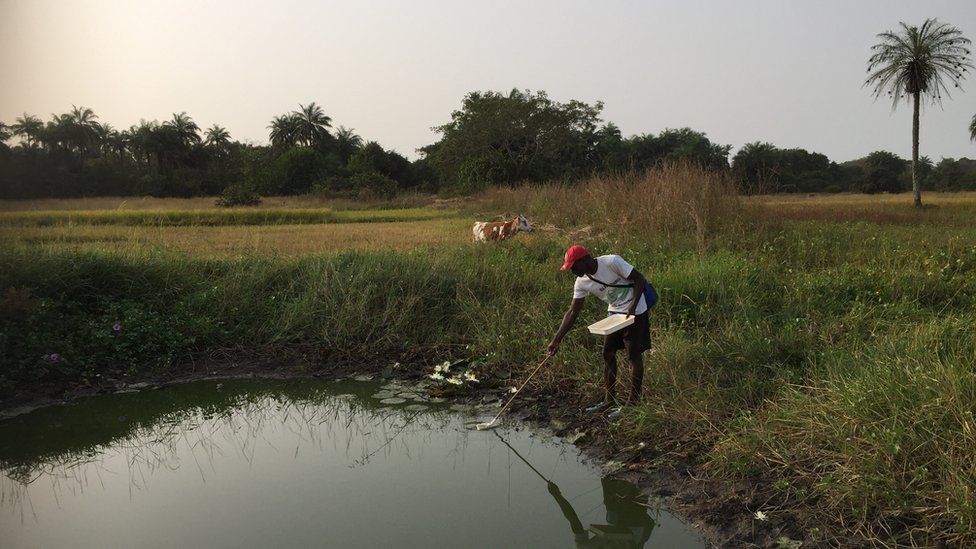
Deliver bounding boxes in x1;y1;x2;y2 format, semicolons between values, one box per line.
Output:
572;255;647;315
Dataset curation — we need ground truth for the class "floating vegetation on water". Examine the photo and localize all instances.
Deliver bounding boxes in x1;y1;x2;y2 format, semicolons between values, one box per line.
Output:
428;360;481;389
379;398;407;405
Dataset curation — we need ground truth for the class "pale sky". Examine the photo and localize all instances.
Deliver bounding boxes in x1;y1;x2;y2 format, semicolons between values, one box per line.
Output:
2;0;975;162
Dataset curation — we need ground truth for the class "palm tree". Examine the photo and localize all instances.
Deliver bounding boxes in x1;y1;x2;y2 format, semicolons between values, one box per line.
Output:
164;112;201;148
0;122;10;143
44;113;74;153
294;102;332;147
93;122;113;159
129;120;159;167
204;124;231;150
268;113;301;149
335;125;363;162
866;19;973;207
106;128;130;165
11;114;43;148
68;105;100;156
970;114;976;143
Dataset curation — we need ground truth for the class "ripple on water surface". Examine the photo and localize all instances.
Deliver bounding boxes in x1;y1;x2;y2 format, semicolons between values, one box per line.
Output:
0;379;705;548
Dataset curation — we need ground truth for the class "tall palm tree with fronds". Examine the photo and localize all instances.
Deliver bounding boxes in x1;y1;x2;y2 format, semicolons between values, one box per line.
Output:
68;105;100;156
335;125;363;163
44;113;74;154
204;125;231;149
866;18;973;207
165;112;201;148
129;120;159;167
294;102;332;147
11;114;43;148
269;113;301;149
93;122;113;159
109;129;130;165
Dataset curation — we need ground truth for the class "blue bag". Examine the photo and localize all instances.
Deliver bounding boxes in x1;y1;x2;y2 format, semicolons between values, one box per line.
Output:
643;282;658;310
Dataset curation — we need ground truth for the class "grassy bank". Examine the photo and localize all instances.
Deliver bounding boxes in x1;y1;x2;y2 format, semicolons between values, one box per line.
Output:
2;167;975;545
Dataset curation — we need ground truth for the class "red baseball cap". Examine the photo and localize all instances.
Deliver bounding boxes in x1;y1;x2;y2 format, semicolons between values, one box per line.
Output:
560;245;589;271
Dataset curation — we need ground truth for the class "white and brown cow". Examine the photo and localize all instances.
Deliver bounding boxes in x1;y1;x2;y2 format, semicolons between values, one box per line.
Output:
473;214;533;242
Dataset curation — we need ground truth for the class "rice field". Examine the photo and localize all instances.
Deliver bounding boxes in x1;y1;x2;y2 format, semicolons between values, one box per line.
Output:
1;218;472;255
751;191;976;225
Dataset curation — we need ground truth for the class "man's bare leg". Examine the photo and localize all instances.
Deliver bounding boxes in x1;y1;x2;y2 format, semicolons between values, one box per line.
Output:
628;353;644;404
602;347;618;405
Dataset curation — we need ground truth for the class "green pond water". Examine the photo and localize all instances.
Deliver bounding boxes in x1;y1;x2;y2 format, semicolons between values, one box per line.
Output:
0;379;704;548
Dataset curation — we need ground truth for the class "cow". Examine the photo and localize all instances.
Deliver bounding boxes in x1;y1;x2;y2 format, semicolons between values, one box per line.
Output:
473;214;533;242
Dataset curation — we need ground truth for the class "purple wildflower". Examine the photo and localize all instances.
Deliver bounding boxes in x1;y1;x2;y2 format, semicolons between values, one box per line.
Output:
49;353;59;362
112;322;122;333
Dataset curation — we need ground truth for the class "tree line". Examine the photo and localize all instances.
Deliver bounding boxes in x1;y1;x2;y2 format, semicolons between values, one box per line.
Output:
2;92;974;200
0;102;432;200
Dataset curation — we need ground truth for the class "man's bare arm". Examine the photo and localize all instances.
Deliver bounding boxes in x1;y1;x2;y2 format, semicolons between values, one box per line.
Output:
548;298;585;355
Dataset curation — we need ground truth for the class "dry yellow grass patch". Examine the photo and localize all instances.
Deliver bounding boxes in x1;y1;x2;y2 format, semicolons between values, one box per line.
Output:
1;218;472;256
750;192;976;225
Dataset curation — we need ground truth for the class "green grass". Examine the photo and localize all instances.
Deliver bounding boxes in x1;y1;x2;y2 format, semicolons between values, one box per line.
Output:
2;167;976;545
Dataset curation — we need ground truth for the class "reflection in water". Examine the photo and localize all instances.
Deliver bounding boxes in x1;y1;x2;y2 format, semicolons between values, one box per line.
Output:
493;430;656;548
0;379;703;548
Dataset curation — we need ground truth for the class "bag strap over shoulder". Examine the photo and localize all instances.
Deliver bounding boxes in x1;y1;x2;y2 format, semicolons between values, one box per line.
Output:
586;274;632;288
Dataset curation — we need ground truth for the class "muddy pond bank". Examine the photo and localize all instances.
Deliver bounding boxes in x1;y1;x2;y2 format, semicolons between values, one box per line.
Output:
0;358;821;548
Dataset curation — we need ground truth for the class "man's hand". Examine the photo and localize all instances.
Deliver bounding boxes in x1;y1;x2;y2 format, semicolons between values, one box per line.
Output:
627;303;637;317
547;339;560;357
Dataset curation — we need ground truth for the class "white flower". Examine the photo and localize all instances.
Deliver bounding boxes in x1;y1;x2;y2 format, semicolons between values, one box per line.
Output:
463;372;479;382
446;376;463;385
754;510;768;521
429;372;445;380
434;364;444;373
508;387;518;393
441;361;452;372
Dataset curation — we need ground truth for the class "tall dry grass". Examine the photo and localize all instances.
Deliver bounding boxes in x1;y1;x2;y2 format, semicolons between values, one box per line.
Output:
472;163;745;252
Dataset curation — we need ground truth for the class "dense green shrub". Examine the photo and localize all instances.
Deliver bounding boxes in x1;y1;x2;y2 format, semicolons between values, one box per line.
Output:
215;184;262;207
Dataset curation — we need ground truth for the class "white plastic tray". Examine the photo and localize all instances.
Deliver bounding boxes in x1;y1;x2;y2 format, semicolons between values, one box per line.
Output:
587;314;634;335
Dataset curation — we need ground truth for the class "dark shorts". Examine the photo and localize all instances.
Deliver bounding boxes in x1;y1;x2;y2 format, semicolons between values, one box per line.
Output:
603;311;651;357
